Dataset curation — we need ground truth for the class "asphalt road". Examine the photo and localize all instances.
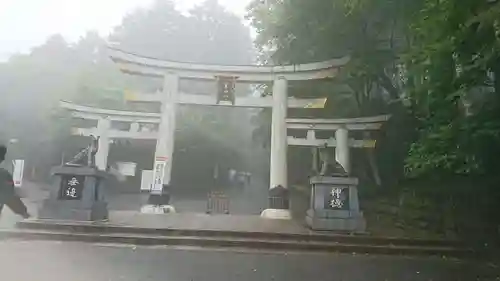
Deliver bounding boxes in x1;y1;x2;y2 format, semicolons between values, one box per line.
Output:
0;240;495;281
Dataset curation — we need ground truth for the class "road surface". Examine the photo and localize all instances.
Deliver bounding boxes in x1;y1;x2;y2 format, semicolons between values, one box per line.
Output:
0;240;495;281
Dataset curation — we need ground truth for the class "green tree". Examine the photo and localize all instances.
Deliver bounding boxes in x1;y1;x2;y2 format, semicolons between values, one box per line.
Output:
246;0;418;185
404;0;500;176
247;0;500;238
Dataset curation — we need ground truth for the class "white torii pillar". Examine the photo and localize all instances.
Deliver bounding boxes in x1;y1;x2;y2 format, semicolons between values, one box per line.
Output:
95;117;111;171
261;76;291;219
152;72;178;194
130;122;139;132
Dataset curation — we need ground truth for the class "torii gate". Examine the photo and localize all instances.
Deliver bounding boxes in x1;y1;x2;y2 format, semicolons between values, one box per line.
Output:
61;101;390;220
106;47;350;218
286;115;391;175
60;94;328;169
60;91;330;218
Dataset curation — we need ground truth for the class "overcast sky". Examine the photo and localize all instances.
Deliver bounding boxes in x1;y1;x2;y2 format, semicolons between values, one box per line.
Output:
0;0;252;60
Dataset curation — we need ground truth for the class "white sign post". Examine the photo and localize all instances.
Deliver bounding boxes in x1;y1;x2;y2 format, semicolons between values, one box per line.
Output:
151;159;166;194
12;159;24;187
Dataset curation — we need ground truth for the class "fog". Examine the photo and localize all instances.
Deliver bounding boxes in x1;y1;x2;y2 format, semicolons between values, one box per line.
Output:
0;0;267;191
0;0;252;60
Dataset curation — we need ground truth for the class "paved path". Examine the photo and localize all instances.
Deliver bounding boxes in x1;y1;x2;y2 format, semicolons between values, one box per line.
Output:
0;204;32;229
107;211;311;234
0;180;309;234
169;178;269;215
0;181;47;229
1;177;297;221
0;181;270;227
99;177;270;215
0;240;494;281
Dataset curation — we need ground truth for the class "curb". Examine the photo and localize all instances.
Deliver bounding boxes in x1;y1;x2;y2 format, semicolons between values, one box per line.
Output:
4;220;481;258
15;220;464;248
0;229;474;258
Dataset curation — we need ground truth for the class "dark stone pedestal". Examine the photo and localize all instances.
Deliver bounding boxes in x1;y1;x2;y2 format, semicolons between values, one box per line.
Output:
306;176;366;232
38;166;109;221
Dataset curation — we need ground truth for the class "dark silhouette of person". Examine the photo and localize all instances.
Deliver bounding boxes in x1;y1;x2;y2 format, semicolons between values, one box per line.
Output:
0;145;30;218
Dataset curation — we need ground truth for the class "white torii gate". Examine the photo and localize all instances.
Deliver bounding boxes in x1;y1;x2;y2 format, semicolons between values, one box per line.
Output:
107;47;349;218
62;99;390;175
60;93;328;168
286;115;391;174
61;101;390;219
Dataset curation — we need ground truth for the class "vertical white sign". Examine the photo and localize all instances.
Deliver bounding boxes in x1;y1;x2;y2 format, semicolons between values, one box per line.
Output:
151;160;166;192
141;170;153;192
12;159;24;187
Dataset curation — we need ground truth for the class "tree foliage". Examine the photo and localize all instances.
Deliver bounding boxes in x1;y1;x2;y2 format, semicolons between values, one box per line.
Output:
247;0;500;180
403;0;500;176
246;0;500;238
246;0;416;185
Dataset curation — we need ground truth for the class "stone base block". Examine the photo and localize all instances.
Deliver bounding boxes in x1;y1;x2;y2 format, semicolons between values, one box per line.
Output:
38;200;108;221
306;210;366;232
140;204;176;214
260;208;292;220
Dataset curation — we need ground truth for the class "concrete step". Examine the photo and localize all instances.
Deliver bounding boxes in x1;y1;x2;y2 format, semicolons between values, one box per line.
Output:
16;219;465;248
0;228;475;258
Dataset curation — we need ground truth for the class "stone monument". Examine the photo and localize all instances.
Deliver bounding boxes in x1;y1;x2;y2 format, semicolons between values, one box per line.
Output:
306;146;366;232
38;136;109;221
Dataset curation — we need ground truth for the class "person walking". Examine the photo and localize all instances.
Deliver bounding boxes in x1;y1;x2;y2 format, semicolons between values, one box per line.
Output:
0;145;30;218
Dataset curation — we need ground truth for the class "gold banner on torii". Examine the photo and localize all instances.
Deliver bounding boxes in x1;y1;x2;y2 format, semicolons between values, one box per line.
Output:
303;97;327;109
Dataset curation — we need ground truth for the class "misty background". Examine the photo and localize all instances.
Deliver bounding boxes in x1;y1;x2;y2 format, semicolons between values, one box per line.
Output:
0;0;272;193
0;0;252;60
